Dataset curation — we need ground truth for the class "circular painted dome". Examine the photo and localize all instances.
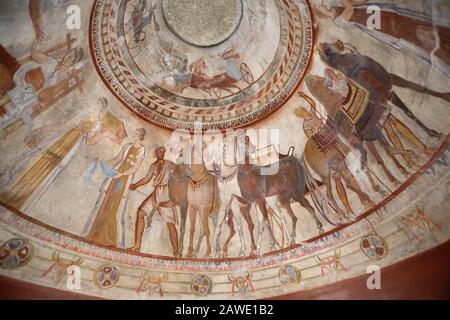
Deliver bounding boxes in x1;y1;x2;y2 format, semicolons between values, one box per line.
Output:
0;0;449;301
162;0;243;47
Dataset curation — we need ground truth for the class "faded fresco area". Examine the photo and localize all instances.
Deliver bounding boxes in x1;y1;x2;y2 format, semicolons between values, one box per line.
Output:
0;0;449;299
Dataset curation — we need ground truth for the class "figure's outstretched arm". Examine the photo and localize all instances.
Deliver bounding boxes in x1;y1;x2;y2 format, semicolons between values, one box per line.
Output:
29;0;45;42
85;130;111;146
85;127;122;146
131;164;155;189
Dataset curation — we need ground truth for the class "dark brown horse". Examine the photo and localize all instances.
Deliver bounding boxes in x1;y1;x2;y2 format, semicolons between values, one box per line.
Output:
221;141;324;256
318;41;449;140
305;74;414;184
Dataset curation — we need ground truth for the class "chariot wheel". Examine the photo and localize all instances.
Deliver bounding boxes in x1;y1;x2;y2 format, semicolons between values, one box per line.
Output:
240;63;254;84
360;234;388;260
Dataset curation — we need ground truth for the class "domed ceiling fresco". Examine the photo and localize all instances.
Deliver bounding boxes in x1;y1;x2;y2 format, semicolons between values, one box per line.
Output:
0;0;449;299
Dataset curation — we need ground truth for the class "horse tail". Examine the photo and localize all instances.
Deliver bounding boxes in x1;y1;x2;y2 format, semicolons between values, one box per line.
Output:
389;90;442;138
299;155;315;196
294;157;309;196
390;73;450;103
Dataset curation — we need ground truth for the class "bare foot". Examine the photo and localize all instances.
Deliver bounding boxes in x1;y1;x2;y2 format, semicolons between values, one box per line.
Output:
128;245;140;252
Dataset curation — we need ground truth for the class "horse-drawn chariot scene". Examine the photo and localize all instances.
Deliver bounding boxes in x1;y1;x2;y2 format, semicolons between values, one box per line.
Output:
121;0;276;101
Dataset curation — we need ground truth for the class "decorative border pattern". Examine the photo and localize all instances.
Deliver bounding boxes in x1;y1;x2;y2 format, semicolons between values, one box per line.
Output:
89;0;314;131
0;138;448;274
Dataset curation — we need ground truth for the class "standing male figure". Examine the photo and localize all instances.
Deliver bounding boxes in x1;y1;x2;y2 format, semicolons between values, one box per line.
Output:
129;145;179;256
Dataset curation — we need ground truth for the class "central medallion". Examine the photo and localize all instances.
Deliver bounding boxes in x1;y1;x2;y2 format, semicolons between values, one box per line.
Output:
90;0;313;131
162;0;243;47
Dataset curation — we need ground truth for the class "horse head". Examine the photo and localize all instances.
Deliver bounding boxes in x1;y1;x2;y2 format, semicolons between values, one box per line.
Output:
318;41;345;67
305;74;325;91
305;74;343;118
172;163;191;180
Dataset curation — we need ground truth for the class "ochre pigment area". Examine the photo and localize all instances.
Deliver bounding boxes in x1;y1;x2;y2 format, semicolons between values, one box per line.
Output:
0;0;449;300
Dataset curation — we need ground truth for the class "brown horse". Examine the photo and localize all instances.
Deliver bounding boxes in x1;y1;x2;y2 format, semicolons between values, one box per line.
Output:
316;41;448;180
301;121;376;220
305;74;422;185
185;144;221;258
221;138;324;256
168;163;190;257
318;40;449;139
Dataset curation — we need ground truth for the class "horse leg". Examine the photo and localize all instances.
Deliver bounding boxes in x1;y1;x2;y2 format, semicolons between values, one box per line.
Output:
256;211;265;252
277;193;297;245
296;196;324;234
255;199;278;251
178;205;188;257
210;212;221;257
235;215;247;257
332;171;355;217
187;207;197;258
384;118;421;170
340;165;376;210
240;203;257;255
390;73;450;103
341;125;368;169
324;175;348;220
387;114;435;157
195;220;204;256
214;196;235;258
200;208;212;257
364;169;387;196
275;201;294;245
366;141;402;184
223;207;236;258
377;137;411;178
389;91;441;138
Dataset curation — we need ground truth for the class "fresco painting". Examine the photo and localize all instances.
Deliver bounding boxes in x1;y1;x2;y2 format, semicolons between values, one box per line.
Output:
0;0;449;300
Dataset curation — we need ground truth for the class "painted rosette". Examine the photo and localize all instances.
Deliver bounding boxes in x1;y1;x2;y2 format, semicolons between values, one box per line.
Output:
0;238;34;269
